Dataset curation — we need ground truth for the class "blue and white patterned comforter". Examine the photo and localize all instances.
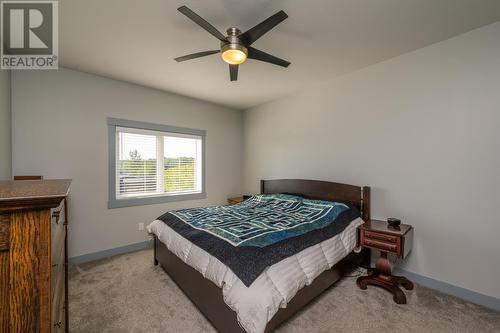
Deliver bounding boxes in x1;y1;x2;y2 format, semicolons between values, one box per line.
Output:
170;194;349;247
156;194;360;286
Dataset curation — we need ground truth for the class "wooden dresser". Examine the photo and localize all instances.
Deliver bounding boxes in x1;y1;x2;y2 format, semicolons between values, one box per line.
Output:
0;179;71;333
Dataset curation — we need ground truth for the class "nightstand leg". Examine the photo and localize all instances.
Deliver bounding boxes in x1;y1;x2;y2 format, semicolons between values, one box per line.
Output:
356;251;413;304
396;276;414;290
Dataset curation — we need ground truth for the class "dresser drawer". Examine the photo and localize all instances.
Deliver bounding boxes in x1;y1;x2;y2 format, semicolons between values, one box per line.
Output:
362;238;399;254
52;278;66;331
52;291;66;332
51;201;65;256
52;224;66;268
51;200;66;228
363;230;398;243
51;243;66;302
51;267;67;332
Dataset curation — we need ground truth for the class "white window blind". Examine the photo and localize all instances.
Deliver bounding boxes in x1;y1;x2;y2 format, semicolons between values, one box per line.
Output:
116;127;203;200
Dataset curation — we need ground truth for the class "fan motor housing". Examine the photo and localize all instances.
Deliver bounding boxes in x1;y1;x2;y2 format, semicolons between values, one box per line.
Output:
221;28;247;53
221;42;247;56
226;27;241;37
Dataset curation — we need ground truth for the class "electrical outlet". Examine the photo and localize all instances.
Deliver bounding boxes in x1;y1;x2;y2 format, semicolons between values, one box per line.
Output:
138;222;144;231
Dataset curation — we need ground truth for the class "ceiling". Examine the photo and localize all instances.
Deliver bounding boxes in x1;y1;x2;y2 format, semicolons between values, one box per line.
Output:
59;0;500;110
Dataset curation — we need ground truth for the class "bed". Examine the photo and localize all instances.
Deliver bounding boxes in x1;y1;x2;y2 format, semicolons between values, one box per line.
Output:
149;179;370;333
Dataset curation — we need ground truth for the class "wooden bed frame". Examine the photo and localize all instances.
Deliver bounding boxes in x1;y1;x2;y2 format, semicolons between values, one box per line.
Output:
153;179;370;332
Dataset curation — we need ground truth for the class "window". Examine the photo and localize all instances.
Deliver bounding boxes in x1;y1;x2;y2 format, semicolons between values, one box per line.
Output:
108;118;205;208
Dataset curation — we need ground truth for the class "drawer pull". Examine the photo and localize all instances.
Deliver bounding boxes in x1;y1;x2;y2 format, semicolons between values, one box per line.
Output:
52;211;60;224
54;321;62;328
52;262;67;268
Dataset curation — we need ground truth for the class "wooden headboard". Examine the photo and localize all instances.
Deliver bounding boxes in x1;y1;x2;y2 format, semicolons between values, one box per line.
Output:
261;179;370;221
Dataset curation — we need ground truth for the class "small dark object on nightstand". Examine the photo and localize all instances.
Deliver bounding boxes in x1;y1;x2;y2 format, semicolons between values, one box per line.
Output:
387;218;401;227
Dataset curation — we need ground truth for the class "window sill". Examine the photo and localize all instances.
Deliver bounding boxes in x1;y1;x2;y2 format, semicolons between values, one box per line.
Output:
108;192;207;209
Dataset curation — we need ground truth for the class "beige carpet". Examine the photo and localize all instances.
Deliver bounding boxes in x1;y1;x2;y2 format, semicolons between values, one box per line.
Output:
69;249;500;333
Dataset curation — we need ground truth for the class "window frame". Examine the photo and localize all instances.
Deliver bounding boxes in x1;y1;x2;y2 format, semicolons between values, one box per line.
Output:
107;118;206;209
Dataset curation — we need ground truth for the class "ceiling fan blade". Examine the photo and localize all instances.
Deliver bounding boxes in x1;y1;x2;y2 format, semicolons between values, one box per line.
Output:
239;10;288;45
247;47;290;68
229;64;238;81
178;6;226;42
174;50;220;62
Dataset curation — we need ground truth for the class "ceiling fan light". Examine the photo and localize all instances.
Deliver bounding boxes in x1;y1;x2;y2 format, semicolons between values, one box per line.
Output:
222;50;247;65
221;44;248;65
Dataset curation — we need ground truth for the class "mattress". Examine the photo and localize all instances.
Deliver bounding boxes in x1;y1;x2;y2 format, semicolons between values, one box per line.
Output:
147;217;363;333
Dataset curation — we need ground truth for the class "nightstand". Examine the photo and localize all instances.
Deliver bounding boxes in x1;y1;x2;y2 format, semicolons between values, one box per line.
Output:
356;219;414;304
227;196;244;205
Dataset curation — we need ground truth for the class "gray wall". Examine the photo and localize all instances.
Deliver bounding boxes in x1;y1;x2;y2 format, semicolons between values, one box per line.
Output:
12;68;243;257
243;22;500;299
0;70;11;180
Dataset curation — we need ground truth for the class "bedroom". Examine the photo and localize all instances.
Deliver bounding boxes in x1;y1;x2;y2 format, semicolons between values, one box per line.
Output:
0;0;499;332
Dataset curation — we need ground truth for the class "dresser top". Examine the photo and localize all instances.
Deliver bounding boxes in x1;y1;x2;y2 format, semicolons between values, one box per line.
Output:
0;180;71;211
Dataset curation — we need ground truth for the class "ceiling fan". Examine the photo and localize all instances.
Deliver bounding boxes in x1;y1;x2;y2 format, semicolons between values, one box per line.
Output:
174;5;291;81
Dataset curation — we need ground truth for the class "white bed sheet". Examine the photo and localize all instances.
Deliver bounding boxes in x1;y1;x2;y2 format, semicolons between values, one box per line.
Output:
147;217;363;333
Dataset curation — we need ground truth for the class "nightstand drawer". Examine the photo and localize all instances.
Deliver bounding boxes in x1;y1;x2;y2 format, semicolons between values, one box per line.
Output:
363;230;398;243
363;238;398;253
